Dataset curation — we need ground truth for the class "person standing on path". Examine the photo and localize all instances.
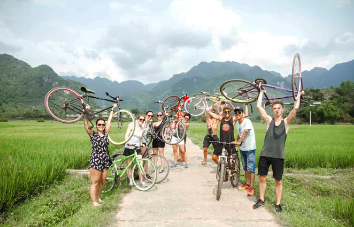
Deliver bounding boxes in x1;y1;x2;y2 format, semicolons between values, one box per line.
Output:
253;88;302;213
201;108;219;165
235;106;256;196
84;103;117;207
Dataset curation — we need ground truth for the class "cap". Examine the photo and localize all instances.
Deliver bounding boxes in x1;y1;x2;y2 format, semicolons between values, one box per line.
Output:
234;106;243;113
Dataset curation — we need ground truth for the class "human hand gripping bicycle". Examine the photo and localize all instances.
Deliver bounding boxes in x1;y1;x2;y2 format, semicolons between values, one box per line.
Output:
142;99;187;145
103;145;157;192
44;86;135;145
220;53;303;106
211;141;241;201
184;91;235;116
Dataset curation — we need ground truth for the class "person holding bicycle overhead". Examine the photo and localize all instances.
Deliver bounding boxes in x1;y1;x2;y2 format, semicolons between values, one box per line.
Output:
124;114;146;187
234;106;256;196
202;107;219;165
253;88;302;213
152;111;166;171
141;110;154;156
84;103;117;207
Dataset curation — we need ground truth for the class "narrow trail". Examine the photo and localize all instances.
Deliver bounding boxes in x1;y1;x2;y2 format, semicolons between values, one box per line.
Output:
114;138;281;227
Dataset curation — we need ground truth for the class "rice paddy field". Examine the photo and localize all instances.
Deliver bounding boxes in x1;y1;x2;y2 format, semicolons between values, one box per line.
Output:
1;121;353;226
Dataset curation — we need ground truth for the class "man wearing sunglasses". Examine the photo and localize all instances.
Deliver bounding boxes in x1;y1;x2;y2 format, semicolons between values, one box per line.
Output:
208;102;238;164
253;89;302;213
201;108;219;165
234;106;256;197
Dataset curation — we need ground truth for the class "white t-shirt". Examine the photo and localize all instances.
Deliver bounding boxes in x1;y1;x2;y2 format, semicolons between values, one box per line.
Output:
236;118;256;151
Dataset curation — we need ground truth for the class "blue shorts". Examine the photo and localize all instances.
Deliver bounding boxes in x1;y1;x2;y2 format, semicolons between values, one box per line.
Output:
240;150;256;173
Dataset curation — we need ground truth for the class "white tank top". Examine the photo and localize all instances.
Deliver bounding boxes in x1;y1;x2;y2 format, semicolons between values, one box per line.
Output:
125;125;143;149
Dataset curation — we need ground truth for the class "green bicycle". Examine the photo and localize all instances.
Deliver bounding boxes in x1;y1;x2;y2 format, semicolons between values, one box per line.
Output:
103;146;157;192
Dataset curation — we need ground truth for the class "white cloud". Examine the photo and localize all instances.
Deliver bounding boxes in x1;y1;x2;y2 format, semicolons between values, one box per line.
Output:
329;0;352;6
109;2;124;9
131;5;147;12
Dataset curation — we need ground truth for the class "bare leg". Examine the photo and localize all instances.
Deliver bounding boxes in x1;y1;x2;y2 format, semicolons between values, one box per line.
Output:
179;145;187;164
152;148;158;166
259;175;267;201
275;179;282;205
250;173;255;188
245;171;250;185
202;147;208;165
212;154;218;164
89;168;102;207
158;147;165;170
97;169;108;203
172;145;178;164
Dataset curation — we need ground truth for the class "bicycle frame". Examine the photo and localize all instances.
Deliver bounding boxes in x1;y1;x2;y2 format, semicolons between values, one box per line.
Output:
111;151;145;178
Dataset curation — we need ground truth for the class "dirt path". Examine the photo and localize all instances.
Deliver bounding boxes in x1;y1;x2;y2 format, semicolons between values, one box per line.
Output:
114;138;281;227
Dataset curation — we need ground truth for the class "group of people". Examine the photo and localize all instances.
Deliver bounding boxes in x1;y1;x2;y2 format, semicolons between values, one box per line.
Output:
201;90;301;212
83;89;301;212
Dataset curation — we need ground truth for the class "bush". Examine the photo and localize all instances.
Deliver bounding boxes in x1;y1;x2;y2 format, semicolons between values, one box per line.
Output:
37;118;45;122
0;118;8;122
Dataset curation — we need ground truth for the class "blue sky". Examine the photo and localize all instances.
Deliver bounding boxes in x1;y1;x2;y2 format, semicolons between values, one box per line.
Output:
0;0;353;84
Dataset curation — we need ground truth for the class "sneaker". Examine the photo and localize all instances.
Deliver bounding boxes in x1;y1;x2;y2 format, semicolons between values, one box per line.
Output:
140;181;147;187
247;187;255;196
146;174;152;180
159;168;164;173
253;199;265;209
185;164;188;168
275;204;282;213
171;163;178;168
238;183;250;191
128;182;134;186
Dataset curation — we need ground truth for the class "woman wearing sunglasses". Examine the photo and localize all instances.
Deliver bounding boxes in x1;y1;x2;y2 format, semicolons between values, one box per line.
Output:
152;111;166;173
124;114;146;187
141;110;154;156
84;103;117;207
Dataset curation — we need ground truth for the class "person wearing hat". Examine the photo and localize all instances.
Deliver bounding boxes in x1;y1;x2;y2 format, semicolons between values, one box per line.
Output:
234;105;256;196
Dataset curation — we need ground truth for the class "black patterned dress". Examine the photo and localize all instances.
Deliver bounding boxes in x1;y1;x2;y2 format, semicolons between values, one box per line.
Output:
89;130;112;171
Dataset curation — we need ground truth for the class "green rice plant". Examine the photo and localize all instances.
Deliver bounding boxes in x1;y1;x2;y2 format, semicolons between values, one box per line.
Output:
334;197;354;227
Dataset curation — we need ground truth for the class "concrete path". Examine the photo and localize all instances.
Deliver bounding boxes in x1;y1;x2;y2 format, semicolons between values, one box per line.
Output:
114;138;281;227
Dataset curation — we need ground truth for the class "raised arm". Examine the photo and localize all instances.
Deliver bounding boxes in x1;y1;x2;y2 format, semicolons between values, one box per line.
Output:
105;104;117;134
208;101;223;120
257;90;272;124
285;91;301;125
83;105;93;137
243;104;249;118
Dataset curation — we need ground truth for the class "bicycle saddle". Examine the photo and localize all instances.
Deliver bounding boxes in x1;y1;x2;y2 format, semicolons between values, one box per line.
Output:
254;78;267;85
80;86;95;94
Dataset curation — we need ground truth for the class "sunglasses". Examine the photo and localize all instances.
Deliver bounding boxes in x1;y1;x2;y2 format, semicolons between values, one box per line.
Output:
235;111;242;114
224;111;230;114
147;114;154;117
97;124;105;126
157;114;163;117
139;119;145;122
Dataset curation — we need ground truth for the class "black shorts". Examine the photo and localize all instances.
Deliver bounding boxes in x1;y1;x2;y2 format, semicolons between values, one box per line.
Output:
123;148;141;156
152;139;165;148
258;156;284;180
213;144;236;156
203;135;219;148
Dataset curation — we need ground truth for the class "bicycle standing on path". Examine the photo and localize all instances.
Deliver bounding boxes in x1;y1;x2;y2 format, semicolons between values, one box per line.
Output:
211;141;241;201
45;86;135;145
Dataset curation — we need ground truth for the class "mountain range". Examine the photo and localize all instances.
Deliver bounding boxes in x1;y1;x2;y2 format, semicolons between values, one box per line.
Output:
0;53;353;113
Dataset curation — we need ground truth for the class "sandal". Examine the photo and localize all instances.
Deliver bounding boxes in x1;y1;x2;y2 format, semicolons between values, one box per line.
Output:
159;168;164;173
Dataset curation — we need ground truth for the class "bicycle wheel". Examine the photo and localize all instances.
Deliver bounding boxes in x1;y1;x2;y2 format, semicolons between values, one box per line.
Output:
292;53;303;101
44;87;84;123
216;161;225;201
143;126;154;147
162;119;186;145
103;165;119;193
220;79;259;103
150;154;170;183
132;158;157;191
217;102;235;115
108;109;135;145
162;96;180;113
184;97;206;116
230;155;241;187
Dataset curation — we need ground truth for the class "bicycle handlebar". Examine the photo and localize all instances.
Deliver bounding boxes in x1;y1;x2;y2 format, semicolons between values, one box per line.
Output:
210;141;236;146
105;91;123;101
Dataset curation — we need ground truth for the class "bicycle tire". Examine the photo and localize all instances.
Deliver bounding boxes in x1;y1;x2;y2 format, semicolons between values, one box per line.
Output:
220;79;259;103
217;102;235;115
184;97;206;116
132;158;157;191
162;119;186;145
103;165;119;193
162;96;180;113
230;156;241;187
292;53;303;101
108;109;135;145
44;87;84;123
216;161;225;200
150;154;170;183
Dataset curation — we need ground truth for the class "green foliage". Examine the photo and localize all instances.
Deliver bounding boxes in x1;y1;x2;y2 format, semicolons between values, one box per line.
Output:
0;118;8;122
334;197;354;226
37;118;45;122
130;108;140;115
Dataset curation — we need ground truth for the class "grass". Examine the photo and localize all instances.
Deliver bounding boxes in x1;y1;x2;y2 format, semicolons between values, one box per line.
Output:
188;122;354;227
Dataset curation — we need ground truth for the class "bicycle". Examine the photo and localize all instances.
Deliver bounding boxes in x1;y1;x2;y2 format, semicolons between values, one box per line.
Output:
211;141;241;201
220;53;303;105
142;143;170;184
142;100;187;145
184;91;235;116
103;145;157;192
44;86;135;145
